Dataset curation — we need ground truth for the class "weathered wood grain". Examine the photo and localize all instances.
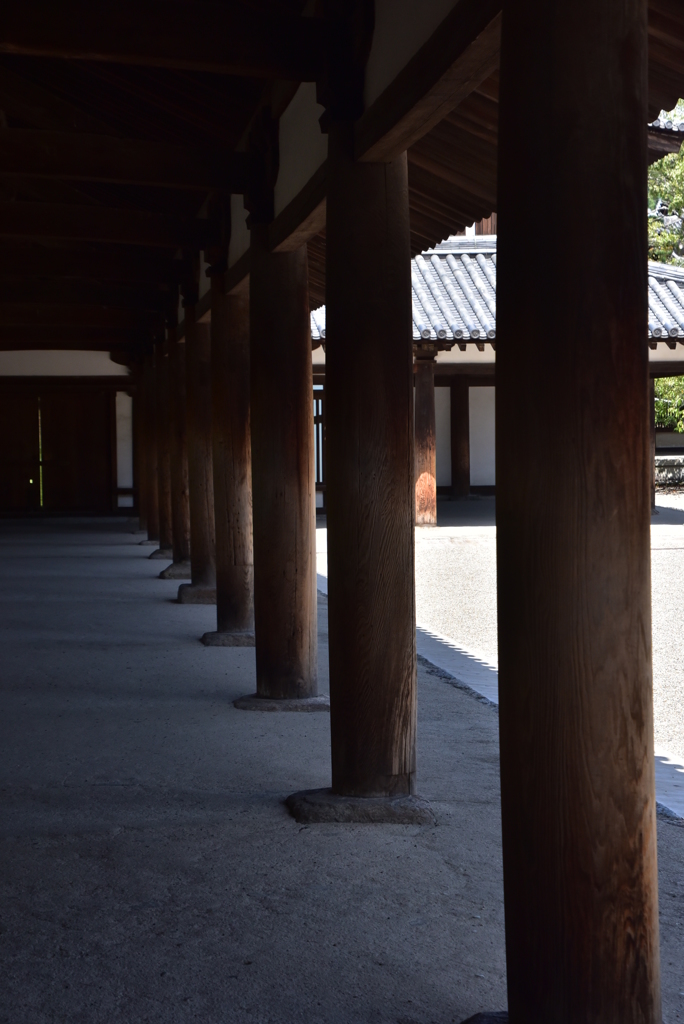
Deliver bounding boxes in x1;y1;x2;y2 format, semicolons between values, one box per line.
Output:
168;329;191;566
183;311;216;590
250;227;317;699
450;377;470;499
211;274;254;635
142;354;159;543
414;357;437;526
496;0;661;1019
154;339;173;552
325;123;416;797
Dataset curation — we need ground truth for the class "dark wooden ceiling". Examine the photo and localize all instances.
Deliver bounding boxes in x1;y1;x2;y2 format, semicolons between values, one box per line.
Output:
1;0;684;339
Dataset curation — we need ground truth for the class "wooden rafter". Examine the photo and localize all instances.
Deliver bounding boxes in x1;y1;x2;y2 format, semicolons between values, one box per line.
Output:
0;1;323;80
0;130;252;192
0;202;219;248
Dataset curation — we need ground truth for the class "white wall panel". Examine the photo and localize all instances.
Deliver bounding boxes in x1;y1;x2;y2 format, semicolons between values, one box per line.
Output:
469;386;495;486
365;0;458;107
115;392;134;494
275;83;327;216
435;386;451;486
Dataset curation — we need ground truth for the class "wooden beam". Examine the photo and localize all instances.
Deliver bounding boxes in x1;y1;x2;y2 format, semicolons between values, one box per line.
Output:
0;64;122;135
0;243;184;283
0;1;323;80
269;162;327;253
355;0;502;162
0;130;252;192
0;303;162;329
0;325;148;349
0;202;219;249
0;375;134;388
0;278;174;311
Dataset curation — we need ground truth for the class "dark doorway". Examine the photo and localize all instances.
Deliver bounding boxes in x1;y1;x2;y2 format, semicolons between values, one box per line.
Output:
0;388;115;516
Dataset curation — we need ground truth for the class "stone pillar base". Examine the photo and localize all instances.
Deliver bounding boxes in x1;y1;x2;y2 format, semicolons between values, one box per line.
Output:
285;788;435;825
159;561;192;580
201;631;255;647
138;539;157;546
460;1015;508;1024
177;584;216;604
234;694;329;712
149;547;173;560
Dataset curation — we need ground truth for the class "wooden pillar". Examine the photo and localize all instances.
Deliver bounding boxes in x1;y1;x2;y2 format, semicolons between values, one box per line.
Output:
414;356;437;526
450;377;470;499
133;391;147;532
325;124;417;800
143;353;159;544
650;377;657;510
151;338;173;560
160;327;191;579
494;0;660;1020
248;226;317;700
201;273;254;646
177;307;216;604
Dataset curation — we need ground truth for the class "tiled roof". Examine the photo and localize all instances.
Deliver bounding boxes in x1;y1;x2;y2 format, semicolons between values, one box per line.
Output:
650;117;684;133
309;235;684;348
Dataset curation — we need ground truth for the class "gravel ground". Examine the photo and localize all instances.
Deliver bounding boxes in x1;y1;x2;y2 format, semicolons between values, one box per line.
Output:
413;493;684;764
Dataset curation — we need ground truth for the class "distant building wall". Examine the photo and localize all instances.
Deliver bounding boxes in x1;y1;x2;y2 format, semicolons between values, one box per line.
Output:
469;387;496;486
435;387;452;486
115;393;134;507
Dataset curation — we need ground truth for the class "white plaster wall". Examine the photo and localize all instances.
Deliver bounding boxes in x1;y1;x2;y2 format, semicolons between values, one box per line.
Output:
469;386;495;486
116;392;134;506
365;0;459;107
229;193;250;267
275;83;327;216
435;386;451;486
0;350;129;375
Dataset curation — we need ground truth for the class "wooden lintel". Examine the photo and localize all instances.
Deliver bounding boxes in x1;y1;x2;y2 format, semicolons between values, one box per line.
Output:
0;202;219;249
0;324;148;349
226;250;251;295
0;243;184;283
0;278;174;312
0;1;323;81
355;1;502;162
0;303;163;329
0;375;136;389
0;130;252;193
269;162;327;253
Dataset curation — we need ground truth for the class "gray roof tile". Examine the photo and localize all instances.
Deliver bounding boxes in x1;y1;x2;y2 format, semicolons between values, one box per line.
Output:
310;234;684;347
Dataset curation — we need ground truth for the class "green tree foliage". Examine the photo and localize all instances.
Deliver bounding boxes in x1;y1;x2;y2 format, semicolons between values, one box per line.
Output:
655;376;684;431
648;102;684;264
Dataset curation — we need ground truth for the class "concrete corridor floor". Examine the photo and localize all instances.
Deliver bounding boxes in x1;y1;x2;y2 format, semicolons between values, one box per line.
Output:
1;519;683;1024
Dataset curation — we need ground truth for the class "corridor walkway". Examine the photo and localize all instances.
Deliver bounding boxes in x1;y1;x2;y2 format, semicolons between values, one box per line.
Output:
1;520;683;1023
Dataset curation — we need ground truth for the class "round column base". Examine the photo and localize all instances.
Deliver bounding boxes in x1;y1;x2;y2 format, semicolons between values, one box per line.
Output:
177;583;216;604
201;630;255;647
285;788;435;825
159;560;192;580
149;547;173;560
234;694;329;712
138;539;158;546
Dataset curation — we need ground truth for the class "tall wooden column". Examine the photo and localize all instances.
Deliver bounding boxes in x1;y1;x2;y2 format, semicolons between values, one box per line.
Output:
414;356;437;526
290;120;433;822
133;391;147;533
494;0;660;1021
450;377;470;498
150;338;173;560
201;273;255;647
142;353;159;544
177;306;216;604
244;225;318;704
160;327;191;580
